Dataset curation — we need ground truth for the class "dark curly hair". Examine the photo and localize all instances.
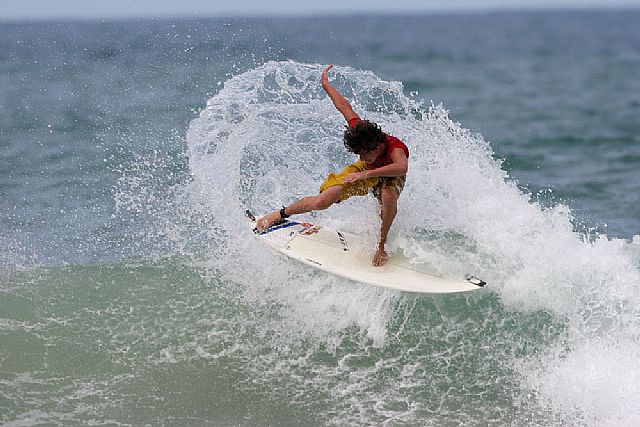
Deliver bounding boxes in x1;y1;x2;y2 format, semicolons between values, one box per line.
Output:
343;120;386;154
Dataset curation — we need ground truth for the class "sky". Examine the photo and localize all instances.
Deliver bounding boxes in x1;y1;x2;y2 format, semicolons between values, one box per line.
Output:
1;0;639;20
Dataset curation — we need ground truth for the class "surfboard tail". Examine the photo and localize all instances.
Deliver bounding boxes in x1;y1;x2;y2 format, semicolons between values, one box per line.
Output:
465;274;487;287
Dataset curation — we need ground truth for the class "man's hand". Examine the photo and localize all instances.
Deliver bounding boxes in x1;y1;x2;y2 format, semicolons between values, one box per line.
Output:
321;64;359;122
342;171;369;184
321;64;333;87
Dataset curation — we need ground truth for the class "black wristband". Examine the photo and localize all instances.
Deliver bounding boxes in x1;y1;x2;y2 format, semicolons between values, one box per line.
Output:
279;206;290;219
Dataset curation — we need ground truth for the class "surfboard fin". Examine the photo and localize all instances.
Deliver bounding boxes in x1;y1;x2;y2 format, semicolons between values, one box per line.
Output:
465;274;487;287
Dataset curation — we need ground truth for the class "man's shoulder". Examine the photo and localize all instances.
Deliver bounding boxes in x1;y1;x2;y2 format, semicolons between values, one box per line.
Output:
385;133;406;147
385;134;409;157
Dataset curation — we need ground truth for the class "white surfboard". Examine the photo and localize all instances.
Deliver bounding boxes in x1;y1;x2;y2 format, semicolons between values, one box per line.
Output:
248;211;486;294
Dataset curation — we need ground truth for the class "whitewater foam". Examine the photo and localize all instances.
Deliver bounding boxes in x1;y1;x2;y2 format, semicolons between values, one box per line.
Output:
170;61;640;425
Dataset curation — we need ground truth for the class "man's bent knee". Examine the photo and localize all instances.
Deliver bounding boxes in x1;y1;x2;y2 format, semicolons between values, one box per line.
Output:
380;187;399;205
315;186;343;209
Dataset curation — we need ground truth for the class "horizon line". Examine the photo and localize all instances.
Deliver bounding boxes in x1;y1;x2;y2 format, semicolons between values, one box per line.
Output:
1;5;639;23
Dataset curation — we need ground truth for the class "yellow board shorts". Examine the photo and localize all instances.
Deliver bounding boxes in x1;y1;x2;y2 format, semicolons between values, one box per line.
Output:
319;160;406;202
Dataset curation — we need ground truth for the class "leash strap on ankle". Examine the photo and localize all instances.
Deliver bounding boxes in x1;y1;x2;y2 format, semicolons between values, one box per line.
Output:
279;206;290;219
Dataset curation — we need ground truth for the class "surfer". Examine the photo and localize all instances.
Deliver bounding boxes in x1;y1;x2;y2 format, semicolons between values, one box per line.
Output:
257;65;409;267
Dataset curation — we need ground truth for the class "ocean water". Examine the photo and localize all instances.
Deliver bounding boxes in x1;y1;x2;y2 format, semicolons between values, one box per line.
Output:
2;11;640;426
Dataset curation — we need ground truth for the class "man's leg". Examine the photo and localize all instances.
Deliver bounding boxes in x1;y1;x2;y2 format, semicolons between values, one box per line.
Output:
256;185;343;231
373;186;399;267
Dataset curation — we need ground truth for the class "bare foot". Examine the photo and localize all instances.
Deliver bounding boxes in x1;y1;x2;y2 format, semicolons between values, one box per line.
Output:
256;211;281;232
372;248;389;267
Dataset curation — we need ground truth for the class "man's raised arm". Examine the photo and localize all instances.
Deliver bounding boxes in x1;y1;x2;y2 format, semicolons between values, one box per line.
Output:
321;65;359;123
